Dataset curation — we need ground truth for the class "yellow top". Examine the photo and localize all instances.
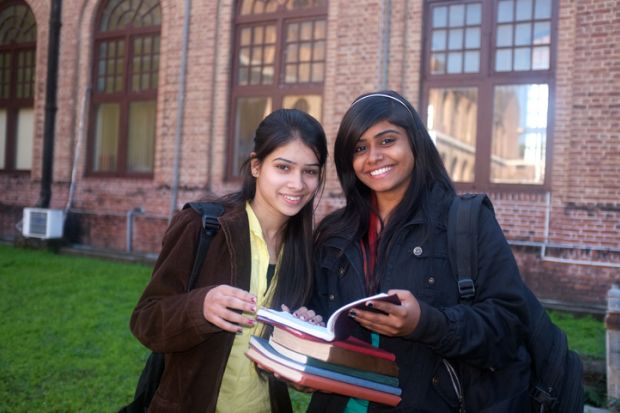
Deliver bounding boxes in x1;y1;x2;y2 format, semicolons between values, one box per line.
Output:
215;202;277;413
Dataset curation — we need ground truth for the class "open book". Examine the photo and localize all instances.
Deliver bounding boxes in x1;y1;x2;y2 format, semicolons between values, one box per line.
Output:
257;293;401;342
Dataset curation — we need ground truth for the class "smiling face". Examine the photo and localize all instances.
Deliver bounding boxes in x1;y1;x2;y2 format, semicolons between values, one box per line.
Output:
352;120;415;204
251;137;321;224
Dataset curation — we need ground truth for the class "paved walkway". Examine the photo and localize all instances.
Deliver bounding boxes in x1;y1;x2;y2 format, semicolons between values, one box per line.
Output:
586;405;611;413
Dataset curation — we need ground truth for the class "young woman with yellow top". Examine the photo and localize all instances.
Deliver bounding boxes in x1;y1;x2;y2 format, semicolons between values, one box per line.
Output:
130;108;327;412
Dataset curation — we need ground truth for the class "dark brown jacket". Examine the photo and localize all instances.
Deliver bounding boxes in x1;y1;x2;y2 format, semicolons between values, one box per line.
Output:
130;204;291;412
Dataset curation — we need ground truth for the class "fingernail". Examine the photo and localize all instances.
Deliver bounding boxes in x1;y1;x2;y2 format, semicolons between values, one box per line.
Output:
299;316;305;321
349;310;357;318
366;302;374;308
252;306;257;312
248;319;255;325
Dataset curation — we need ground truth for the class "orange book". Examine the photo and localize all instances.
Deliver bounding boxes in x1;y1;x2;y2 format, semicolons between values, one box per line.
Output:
246;347;402;407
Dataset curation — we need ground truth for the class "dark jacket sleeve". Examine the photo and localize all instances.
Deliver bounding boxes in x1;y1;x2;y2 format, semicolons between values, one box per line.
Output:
407;205;529;369
129;209;225;353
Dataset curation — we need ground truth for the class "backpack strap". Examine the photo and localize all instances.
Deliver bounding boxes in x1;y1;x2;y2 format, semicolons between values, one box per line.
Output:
182;202;225;292
448;193;493;302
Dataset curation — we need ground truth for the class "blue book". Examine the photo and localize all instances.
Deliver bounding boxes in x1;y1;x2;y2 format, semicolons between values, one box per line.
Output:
250;336;402;396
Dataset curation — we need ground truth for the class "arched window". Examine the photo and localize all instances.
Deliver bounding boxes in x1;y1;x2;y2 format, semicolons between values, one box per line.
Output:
0;0;36;172
229;0;327;177
88;0;161;176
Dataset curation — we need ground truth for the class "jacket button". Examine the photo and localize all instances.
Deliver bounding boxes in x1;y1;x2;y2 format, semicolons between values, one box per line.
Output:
428;276;435;285
328;294;335;301
432;375;439;385
413;246;423;256
339;266;346;275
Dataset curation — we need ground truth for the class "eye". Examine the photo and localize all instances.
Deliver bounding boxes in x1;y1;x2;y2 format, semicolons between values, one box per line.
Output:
354;144;366;154
380;136;396;145
275;164;290;171
304;168;319;176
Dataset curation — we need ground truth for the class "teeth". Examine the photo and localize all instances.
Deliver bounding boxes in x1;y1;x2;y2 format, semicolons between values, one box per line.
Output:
283;195;302;201
370;166;391;176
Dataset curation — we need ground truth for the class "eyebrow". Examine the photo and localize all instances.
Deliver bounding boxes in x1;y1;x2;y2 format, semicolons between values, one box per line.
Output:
357;128;402;142
273;157;320;167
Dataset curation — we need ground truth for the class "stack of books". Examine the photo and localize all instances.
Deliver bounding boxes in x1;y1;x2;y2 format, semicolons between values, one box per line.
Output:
246;293;402;407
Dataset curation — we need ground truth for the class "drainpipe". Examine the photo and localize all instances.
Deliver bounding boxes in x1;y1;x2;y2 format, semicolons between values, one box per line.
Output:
169;0;192;221
379;0;392;90
126;207;144;253
36;0;62;208
206;0;222;193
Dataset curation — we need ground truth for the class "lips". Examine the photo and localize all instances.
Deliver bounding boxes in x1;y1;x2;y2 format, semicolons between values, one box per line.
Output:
369;166;393;177
281;194;304;204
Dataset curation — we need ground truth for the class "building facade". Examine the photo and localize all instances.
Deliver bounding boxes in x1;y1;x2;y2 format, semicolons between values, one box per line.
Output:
1;0;618;310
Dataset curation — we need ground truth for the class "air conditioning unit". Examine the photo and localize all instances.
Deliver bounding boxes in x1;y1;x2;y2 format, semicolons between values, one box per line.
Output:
22;208;65;239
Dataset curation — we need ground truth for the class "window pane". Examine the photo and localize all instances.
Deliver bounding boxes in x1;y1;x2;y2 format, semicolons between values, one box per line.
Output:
532;46;550;69
448;29;464;50
514;47;531;70
0;109;6;168
127;101;156;173
427;88;478;183
15;108;34;170
94;103;119;172
466;3;481;25
431;53;446;74
283;95;322;122
533;21;551;44
465;27;480;48
433;6;448;28
449;4;465;26
234;97;272;175
497;24;513;47
515;23;532;46
516;0;533;21
491;84;548;184
535;0;552;19
447;52;463;73
498;0;514;22
464;51;480;72
284;19;326;84
432;30;447;51
496;49;513;71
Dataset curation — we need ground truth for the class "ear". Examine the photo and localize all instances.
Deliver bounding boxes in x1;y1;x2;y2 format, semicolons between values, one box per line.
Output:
250;153;260;178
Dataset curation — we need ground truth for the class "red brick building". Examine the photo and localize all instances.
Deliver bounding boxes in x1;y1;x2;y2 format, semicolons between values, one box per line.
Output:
1;0;618;311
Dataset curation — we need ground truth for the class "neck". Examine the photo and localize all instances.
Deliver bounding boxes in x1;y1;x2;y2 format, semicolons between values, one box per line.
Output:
249;200;286;262
375;192;405;225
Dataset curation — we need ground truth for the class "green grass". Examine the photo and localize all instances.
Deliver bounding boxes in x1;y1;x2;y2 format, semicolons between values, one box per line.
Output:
0;244;606;411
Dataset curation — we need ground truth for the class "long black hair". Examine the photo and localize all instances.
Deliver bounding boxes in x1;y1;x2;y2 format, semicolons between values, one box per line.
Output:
223;108;327;309
315;91;454;292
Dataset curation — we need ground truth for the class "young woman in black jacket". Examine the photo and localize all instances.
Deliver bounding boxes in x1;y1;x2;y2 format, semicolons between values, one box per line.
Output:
307;91;532;412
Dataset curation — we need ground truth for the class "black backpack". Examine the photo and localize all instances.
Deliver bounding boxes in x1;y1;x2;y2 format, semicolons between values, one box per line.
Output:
447;193;584;413
119;202;224;413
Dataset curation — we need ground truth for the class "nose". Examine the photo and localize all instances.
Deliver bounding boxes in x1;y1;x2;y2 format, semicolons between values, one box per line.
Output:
287;171;305;190
368;144;383;163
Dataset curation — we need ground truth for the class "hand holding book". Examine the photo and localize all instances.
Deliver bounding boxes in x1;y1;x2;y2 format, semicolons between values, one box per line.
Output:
349;289;420;337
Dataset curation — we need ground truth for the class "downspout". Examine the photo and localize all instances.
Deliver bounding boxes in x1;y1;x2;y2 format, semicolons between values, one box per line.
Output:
206;0;222;193
169;0;192;221
379;0;392;90
36;0;62;208
400;0;410;92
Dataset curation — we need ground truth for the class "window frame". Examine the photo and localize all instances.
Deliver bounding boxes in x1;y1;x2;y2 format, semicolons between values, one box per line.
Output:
86;0;161;178
0;0;36;174
421;0;558;192
226;0;327;180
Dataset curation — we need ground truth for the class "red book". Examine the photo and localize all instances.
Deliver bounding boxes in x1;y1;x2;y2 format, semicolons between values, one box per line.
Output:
246;346;401;407
273;323;396;362
270;325;399;377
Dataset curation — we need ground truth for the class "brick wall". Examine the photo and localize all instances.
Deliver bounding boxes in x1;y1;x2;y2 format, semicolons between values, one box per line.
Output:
1;0;618;309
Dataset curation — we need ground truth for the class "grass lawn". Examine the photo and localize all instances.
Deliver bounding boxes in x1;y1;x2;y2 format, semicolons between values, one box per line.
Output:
0;244;605;411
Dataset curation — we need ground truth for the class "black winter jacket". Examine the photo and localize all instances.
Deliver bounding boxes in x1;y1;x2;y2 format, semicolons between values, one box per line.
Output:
308;185;531;413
